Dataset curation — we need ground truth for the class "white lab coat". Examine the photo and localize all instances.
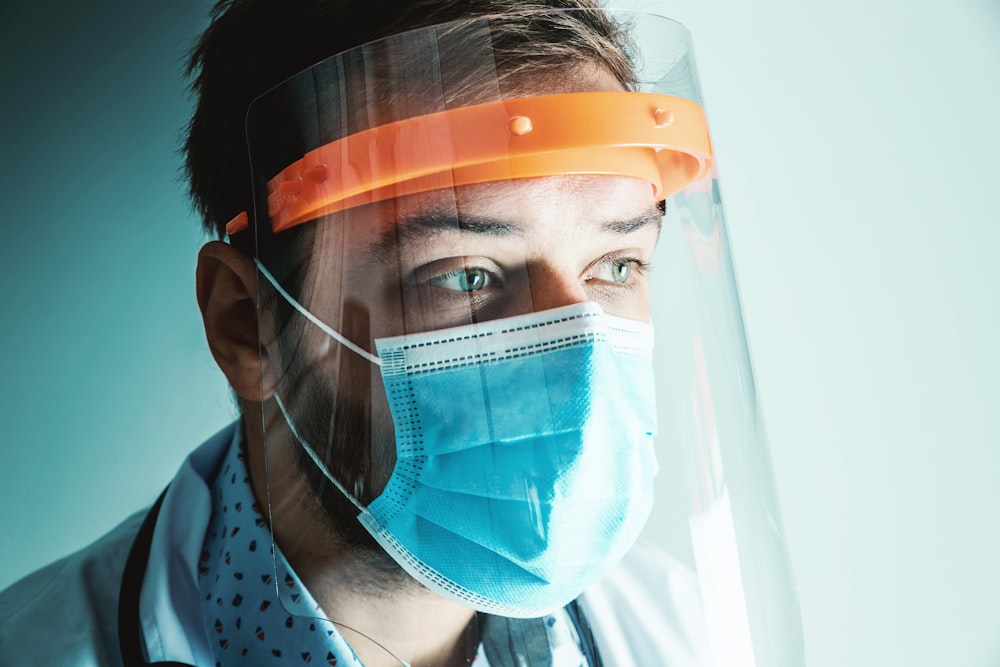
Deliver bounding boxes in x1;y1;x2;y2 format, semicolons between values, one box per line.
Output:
0;423;710;666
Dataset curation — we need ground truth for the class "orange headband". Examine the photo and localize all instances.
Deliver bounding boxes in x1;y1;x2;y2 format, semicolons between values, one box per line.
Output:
227;91;713;235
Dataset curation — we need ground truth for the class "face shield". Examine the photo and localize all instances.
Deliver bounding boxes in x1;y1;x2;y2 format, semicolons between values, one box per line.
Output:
231;8;803;665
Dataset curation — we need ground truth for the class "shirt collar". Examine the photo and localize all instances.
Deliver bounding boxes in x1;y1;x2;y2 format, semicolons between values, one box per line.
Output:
140;423;233;665
198;429;365;666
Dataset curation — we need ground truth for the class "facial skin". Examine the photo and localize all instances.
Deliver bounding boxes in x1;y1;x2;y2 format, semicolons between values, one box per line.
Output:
199;174;660;666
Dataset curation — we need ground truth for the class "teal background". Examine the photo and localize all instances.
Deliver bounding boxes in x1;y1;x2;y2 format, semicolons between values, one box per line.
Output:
2;1;998;665
0;0;232;593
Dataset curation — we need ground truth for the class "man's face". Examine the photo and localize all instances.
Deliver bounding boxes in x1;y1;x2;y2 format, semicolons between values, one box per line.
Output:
269;173;661;553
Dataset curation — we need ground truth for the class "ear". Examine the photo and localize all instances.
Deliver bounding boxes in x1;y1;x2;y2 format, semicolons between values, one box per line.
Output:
196;241;275;400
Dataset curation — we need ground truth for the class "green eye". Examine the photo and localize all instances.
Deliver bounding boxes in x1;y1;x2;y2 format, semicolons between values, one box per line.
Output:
609;260;633;284
460;268;488;291
429;267;491;292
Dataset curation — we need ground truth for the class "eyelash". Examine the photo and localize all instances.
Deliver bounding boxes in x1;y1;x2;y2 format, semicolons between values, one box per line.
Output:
412;252;652;303
426;266;499;292
588;255;652;285
619;257;652;274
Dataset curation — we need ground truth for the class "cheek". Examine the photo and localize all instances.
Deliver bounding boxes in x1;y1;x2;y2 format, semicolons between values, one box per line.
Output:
634;282;652;321
357;279;411;339
358;268;484;337
597;285;651;322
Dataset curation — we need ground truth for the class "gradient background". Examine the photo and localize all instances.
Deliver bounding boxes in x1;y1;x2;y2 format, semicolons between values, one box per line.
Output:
1;1;998;665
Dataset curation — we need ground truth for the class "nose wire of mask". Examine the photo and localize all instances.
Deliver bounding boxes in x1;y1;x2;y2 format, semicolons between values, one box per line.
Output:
256;261;382;366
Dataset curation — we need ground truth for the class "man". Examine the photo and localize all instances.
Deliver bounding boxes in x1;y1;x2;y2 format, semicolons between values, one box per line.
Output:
0;1;802;665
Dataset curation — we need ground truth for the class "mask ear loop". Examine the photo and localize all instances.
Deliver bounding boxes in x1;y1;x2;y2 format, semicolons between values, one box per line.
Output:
257;260;419;661
256;258;383;513
272;392;368;515
256;258;380;512
255;260;382;367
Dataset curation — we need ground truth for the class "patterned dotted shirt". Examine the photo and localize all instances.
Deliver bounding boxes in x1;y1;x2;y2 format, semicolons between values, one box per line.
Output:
197;435;586;666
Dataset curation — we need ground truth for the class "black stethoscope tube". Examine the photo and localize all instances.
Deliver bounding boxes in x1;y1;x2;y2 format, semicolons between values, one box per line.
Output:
118;488;188;666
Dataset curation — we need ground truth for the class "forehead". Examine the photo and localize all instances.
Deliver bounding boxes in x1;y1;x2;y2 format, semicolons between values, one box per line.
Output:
400;174;654;220
309;174;659;257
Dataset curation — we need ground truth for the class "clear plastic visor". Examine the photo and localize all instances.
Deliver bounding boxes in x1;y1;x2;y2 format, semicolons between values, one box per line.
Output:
240;9;803;666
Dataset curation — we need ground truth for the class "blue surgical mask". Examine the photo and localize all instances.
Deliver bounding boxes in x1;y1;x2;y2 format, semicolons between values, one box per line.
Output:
260;263;658;618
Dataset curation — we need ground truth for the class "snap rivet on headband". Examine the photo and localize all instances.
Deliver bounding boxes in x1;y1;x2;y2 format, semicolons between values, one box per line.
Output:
278;177;303;196
271;167;328;216
225;211;249;235
507;115;533;136
653;108;675;128
304;164;329;183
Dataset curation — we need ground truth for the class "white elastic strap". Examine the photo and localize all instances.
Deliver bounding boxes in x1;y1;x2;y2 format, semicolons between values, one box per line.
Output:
273;392;369;514
256;260;382;366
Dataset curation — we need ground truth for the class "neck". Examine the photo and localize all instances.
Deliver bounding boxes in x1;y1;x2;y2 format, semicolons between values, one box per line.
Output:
302;571;479;667
242;407;479;666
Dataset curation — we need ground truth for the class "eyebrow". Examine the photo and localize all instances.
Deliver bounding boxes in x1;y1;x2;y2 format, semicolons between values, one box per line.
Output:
601;207;663;235
367;210;519;262
366;205;663;262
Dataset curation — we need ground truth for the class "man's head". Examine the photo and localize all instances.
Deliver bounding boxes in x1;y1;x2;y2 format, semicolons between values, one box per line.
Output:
189;0;709;617
182;4;802;656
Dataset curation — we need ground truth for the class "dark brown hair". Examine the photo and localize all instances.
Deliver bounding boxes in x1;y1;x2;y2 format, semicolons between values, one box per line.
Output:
183;0;636;249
